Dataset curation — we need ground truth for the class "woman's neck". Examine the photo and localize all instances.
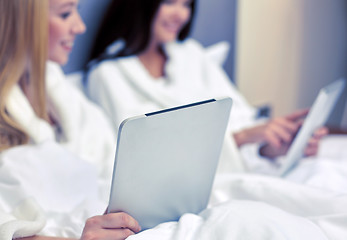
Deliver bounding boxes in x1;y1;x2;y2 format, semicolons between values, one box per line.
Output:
138;43;167;79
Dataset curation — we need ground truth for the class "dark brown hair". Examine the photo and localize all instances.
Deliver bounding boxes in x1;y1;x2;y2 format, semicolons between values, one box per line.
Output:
87;0;197;63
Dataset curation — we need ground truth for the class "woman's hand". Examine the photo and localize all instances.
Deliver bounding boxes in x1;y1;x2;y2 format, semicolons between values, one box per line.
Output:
303;126;329;156
15;212;140;240
233;109;329;159
234;109;308;148
81;212;141;240
259;126;329;159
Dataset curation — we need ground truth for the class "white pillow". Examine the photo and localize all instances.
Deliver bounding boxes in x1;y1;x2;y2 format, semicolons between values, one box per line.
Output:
205;41;230;67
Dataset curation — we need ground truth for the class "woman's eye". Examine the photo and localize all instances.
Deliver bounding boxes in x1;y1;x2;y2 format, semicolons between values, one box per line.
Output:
60;12;71;19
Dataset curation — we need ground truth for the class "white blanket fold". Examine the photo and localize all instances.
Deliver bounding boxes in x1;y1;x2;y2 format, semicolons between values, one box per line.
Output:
0;198;46;240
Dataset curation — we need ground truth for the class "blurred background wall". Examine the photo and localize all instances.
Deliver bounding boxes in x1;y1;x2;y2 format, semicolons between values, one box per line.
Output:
235;0;347;129
63;0;347;130
190;0;238;80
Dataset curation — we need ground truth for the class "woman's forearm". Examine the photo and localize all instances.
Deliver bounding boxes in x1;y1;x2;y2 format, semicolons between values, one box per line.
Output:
233;131;249;147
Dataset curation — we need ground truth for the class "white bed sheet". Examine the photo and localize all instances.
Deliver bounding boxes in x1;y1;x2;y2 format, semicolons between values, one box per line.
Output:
1;136;347;239
285;134;347;194
128;135;347;239
128;171;347;240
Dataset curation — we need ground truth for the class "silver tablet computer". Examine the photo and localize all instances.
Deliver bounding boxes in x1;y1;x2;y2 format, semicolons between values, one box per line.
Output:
107;97;232;230
280;78;346;176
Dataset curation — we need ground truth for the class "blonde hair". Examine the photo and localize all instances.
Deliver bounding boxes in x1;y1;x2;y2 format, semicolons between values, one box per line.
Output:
0;0;48;151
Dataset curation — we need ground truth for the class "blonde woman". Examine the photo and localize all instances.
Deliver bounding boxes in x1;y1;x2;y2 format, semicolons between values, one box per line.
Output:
0;0;140;239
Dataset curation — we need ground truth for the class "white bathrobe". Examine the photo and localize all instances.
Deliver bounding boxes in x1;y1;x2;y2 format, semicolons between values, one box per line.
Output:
88;39;257;132
0;62;116;239
87;39;260;173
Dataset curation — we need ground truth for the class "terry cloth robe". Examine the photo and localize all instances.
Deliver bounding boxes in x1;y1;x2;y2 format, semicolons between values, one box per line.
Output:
87;39;259;173
0;62;116;239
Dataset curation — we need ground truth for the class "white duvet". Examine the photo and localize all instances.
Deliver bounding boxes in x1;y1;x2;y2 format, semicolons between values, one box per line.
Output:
130;147;347;240
1;136;347;240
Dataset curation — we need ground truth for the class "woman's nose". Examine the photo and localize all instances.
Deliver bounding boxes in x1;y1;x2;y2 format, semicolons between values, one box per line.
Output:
72;14;86;35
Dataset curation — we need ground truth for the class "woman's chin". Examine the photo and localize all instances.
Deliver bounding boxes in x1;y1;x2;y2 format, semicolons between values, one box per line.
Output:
49;57;68;66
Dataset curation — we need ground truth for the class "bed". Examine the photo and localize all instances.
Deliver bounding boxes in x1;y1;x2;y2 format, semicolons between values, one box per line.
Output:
1;134;347;240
